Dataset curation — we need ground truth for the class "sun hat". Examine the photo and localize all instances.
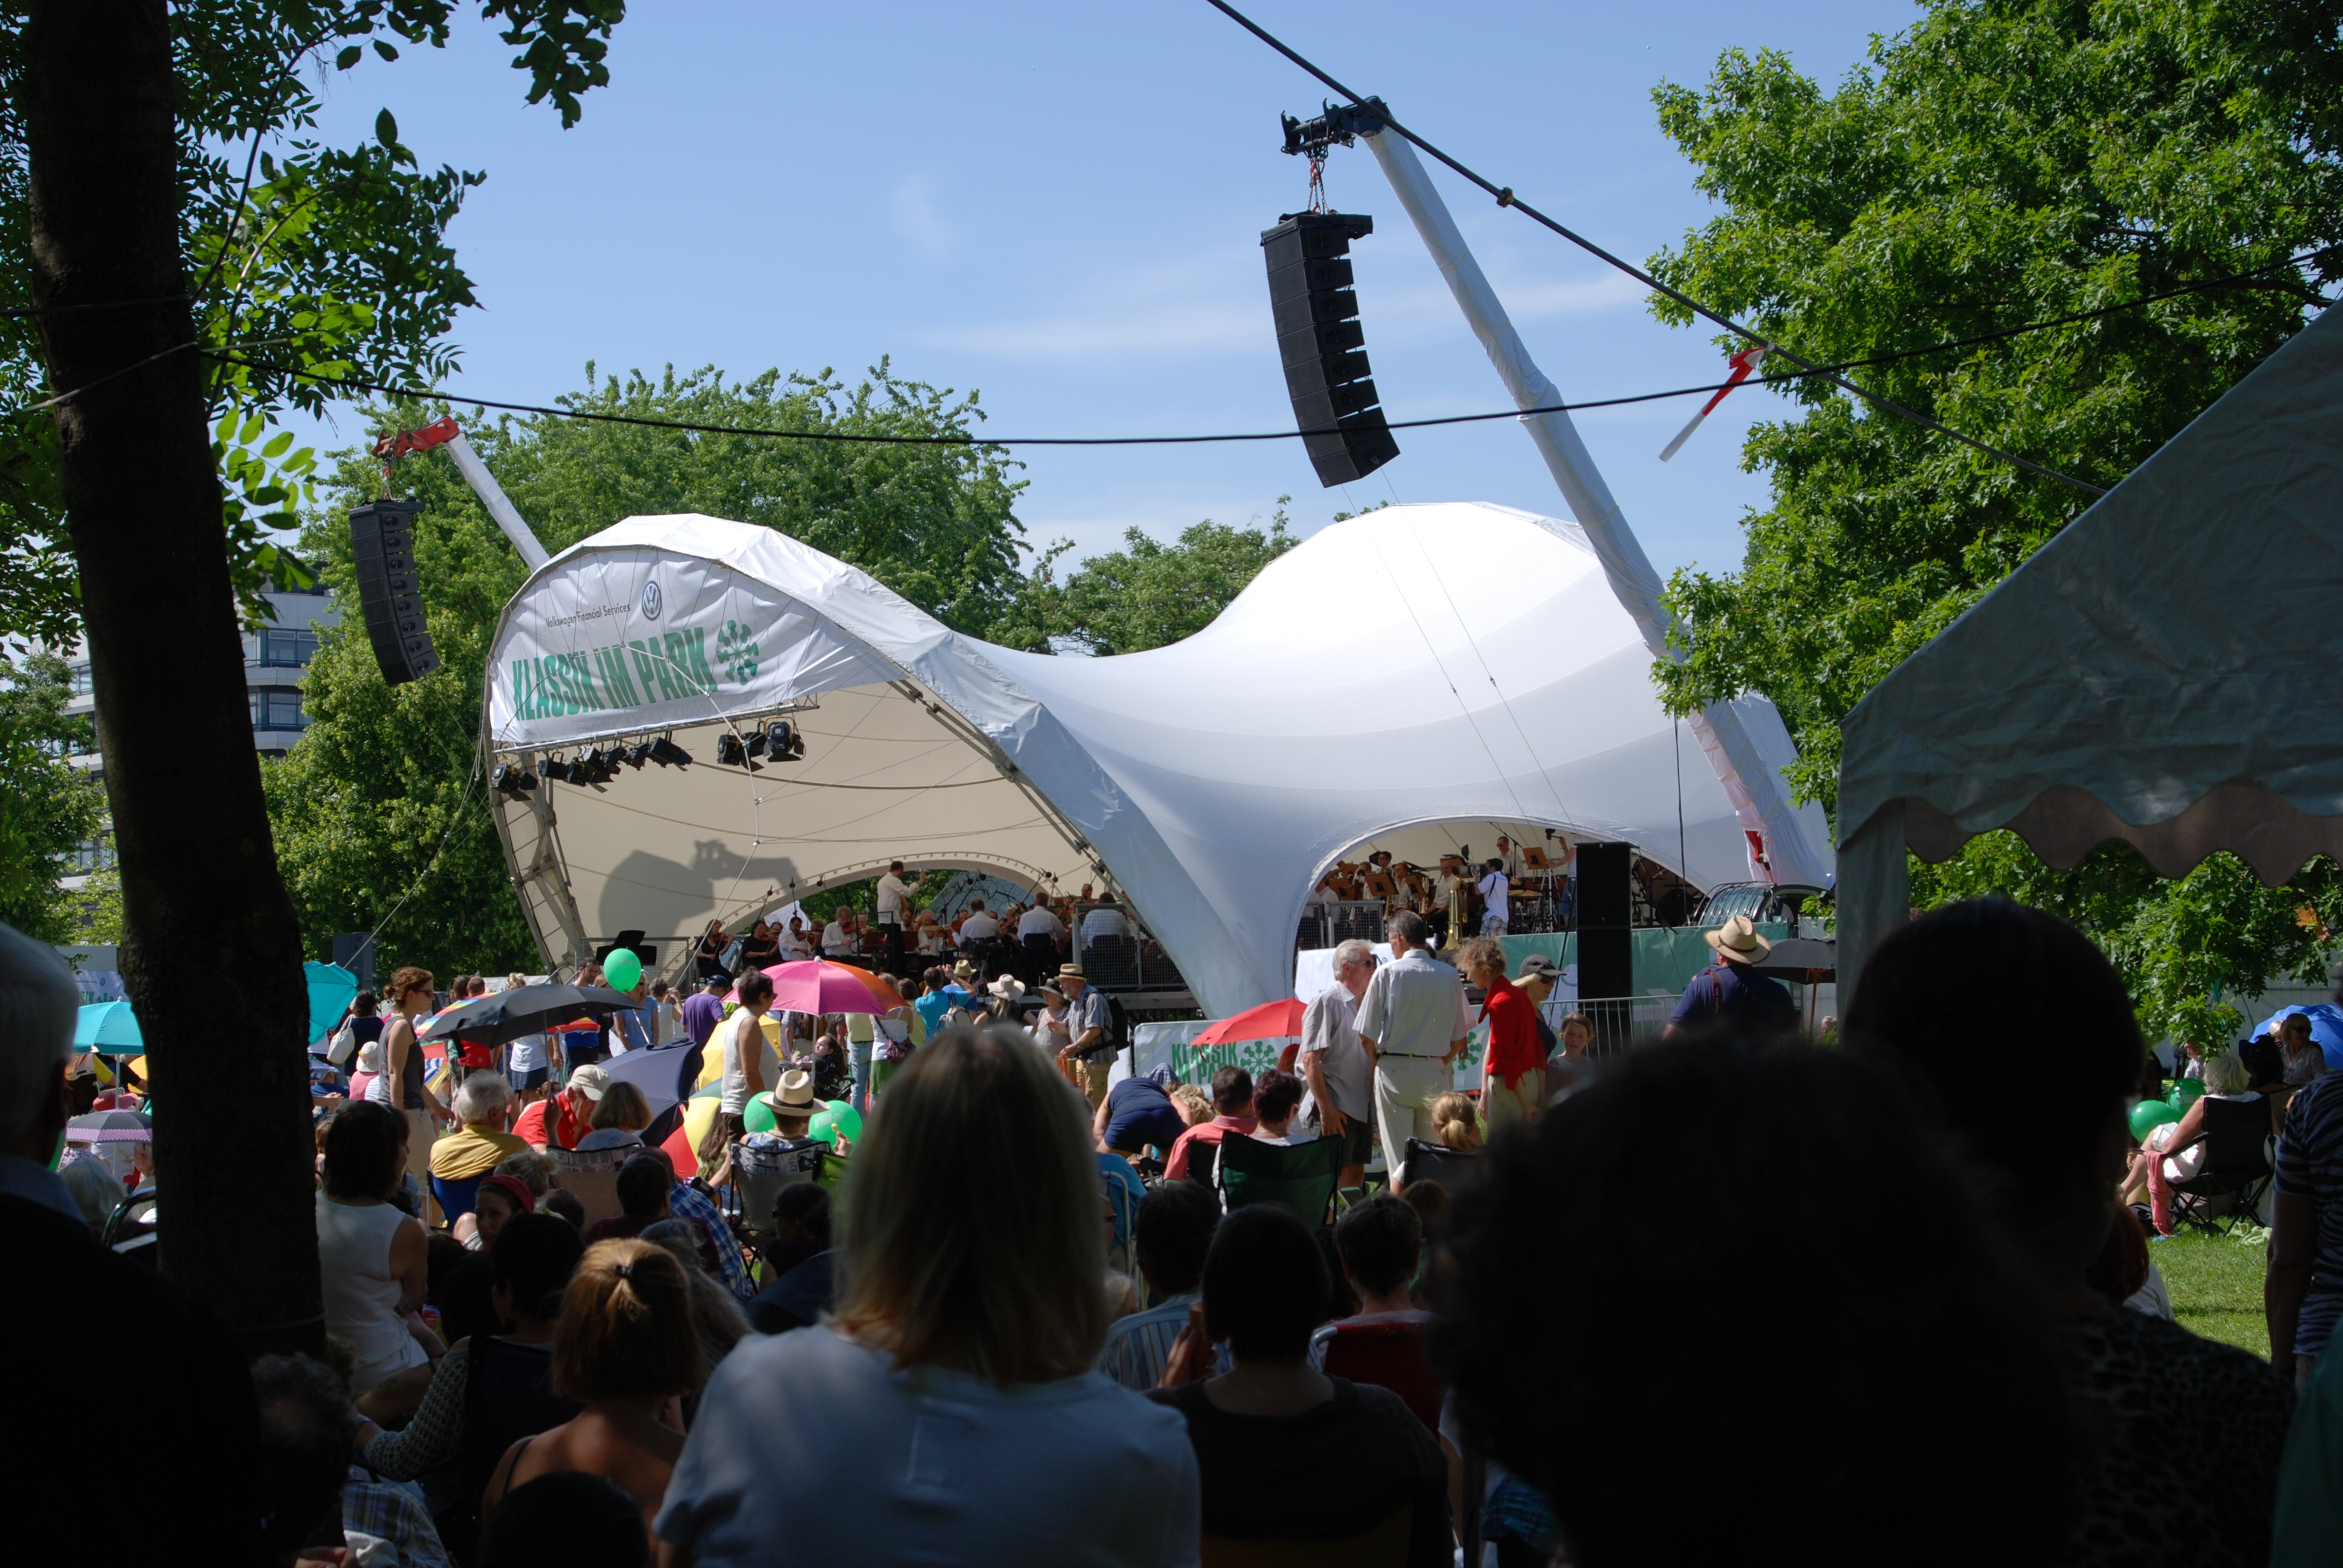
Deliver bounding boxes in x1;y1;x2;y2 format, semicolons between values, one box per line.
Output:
1703;915;1772;964
568;1062;612;1101
1058;963;1086;981
767;1069;818;1115
988;975;1027;1001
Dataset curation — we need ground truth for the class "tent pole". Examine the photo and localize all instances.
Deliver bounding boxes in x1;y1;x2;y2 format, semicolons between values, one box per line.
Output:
1358;122;1829;891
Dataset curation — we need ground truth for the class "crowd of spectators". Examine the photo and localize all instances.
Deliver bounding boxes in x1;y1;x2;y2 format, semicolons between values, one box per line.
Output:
18;893;2343;1566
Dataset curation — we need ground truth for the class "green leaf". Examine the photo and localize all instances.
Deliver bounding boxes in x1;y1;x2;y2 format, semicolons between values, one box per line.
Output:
336;45;362;70
236;412;265;446
376;108;399;148
261;430;293;459
373;40;399;63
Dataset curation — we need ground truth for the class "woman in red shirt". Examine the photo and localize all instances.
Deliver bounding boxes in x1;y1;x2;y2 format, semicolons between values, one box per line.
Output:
1458;938;1544;1126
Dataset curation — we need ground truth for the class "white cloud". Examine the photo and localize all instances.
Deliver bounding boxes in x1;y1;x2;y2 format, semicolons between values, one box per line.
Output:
890;174;952;258
917;250;1273;362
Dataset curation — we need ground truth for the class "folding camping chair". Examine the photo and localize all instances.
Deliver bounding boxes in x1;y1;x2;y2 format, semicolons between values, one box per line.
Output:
1398;1136;1483;1194
2167;1097;2277;1235
1216;1133;1348;1227
551;1146;629;1227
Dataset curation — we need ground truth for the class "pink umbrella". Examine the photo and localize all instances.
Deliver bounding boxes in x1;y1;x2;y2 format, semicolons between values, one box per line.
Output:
727;959;905;1016
1192;998;1308;1047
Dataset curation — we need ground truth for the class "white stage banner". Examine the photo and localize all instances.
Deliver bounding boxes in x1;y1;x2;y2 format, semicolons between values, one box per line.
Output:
487;546;899;752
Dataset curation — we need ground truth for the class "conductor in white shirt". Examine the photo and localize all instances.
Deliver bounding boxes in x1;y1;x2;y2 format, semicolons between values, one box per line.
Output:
1353;910;1472;1183
1475;858;1511;938
874;860;922;976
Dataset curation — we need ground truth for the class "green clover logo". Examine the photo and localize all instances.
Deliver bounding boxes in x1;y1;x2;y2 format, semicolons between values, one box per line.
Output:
716;619;759;685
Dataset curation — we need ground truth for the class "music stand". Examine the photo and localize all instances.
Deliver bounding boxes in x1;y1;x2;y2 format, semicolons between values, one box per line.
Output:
1522;847;1552;871
1363;872;1395;900
1438;856;1464;877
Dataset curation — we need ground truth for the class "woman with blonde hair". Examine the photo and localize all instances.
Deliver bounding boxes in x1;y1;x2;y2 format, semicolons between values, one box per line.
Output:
1456;938;1544;1126
655;1025;1199;1566
483;1238;701;1543
575;1080;654;1152
1430;1091;1484;1154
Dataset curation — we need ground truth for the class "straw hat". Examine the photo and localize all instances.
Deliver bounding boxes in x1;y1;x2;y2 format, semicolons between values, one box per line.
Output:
761;1069;818;1116
1703;915;1772;964
988;975;1027;1001
1058;962;1086;981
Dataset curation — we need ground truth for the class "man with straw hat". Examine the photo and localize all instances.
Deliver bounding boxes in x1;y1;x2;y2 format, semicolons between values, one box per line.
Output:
1665;914;1798;1039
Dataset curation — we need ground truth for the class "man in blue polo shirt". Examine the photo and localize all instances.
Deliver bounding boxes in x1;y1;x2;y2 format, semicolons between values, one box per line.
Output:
1094;1065;1199;1158
1666;915;1799;1037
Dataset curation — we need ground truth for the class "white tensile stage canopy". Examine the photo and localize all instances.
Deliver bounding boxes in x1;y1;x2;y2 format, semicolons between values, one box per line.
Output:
483;501;1829;1016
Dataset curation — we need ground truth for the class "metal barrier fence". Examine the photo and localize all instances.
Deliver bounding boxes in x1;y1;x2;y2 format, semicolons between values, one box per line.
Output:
1296;900;1386;950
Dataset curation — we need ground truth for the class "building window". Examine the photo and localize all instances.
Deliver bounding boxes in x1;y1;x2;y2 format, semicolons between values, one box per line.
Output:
250;690;307;731
69;839;116;873
257;629;320;667
68;663;93;694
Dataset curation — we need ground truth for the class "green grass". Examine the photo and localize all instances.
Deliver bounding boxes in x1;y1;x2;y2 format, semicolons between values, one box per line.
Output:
2155;1229;2272;1360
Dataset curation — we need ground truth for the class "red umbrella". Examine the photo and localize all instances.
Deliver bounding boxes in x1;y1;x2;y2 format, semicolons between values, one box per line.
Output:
1192;998;1308;1047
727;959;905;1016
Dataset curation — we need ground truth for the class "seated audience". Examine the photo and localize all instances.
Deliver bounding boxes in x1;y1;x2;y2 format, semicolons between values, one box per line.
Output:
1150;1204;1449;1566
1397;1180;1449;1308
59;1155;120;1235
255;1351;443;1568
2119;1046;2261;1236
433;1173;539;1346
2279;1011;2329;1088
359;1214;585;1557
640;1218;753;1419
1097;1181;1221;1391
655;1027;1199;1565
479;1471;652;1568
1311;1196;1440;1428
431;1070;527;1220
2275;1030;2343;1400
1248;1067;1312;1146
541;1187;586;1229
748;1181;839;1336
575;1080;654;1152
1845;898;2291;1566
2244;1033;2291;1099
483;1238;703;1546
514;1062;609;1152
1430;1092;1483;1154
583;1152;675;1243
1164;1066;1259;1182
316;1100;438;1394
1445;1031;2077;1567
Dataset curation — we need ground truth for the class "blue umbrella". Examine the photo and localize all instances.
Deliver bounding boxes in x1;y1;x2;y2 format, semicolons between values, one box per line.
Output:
2258;1003;2343;1069
306;961;359;1047
74;1001;142;1052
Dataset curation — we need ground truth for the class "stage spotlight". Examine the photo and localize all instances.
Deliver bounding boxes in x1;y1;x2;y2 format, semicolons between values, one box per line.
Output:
649;735;692;769
744;728;769;760
542;757;573;784
491;762;539;799
765;720;804;762
623;742;650;769
716;732;761;771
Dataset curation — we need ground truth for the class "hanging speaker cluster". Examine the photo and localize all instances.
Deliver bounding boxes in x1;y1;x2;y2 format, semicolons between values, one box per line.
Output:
1262;211;1398;488
348;498;441;686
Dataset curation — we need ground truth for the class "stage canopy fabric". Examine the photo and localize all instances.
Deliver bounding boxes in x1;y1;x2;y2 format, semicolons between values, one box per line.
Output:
483;501;1828;1014
1837;303;2343;990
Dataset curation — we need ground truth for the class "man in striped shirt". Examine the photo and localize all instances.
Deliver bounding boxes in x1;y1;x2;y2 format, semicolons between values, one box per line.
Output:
1096;1181;1219;1390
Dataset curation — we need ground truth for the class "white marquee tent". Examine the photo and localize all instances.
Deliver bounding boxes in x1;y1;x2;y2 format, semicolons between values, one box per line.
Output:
483;500;1829;1014
1837;302;2343;993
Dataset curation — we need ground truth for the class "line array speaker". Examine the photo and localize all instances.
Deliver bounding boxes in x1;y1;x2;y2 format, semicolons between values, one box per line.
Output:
1575;840;1634;1016
349;498;441;687
1260;211;1400;487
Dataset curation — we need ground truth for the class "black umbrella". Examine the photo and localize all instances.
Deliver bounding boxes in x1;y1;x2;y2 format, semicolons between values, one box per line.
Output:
418;983;640;1047
1748;937;1836;984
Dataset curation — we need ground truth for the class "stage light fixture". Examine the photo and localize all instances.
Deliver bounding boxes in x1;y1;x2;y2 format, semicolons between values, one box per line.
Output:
649;736;692;769
491;762;539;799
625;742;652;769
744;728;769;760
716;732;761;771
765;720;804;762
541;757;572;784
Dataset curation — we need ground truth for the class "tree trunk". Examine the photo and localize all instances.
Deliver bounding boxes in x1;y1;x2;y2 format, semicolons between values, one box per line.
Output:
22;0;321;1357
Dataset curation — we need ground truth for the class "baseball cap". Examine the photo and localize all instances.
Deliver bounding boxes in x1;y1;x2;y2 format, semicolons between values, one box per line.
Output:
1515;954;1561;981
568;1062;612;1101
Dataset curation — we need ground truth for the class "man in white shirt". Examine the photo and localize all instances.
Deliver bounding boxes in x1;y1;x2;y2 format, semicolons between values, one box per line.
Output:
821;909;859;959
873;860;922;976
956;900;1001;944
1475;858;1510;938
1080;895;1132;947
781;917;816;961
1016;900;1066;985
1353;909;1472;1182
1492;835;1528;881
1300;938;1378;1187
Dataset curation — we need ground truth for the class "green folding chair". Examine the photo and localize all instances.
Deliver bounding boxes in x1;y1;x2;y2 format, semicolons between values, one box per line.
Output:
1216;1133;1348;1226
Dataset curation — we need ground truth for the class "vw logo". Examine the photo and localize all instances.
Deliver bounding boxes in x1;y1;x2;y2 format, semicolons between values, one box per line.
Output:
641;580;663;620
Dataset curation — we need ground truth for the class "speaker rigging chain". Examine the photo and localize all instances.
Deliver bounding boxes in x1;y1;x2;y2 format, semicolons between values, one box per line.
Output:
1206;0;2332;498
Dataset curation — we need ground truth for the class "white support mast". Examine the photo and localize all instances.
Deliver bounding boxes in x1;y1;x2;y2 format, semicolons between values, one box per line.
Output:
1356;117;1832;889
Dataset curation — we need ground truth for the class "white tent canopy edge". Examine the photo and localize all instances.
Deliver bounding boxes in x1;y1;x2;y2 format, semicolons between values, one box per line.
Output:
482;503;1827;1014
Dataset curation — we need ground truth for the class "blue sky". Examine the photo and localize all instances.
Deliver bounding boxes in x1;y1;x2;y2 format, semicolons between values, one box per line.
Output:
289;0;1917;581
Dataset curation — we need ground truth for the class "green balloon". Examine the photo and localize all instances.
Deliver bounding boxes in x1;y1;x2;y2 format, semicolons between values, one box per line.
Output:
742;1094;778;1134
2171;1079;2206;1109
2129;1099;2182;1142
808;1109;839;1146
824;1099;863;1145
603;948;643;992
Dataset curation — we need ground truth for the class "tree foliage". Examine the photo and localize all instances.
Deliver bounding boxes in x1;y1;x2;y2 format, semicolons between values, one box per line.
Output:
0;0;625;644
1004;501;1297;656
1644;1;2343;1028
0;649;103;941
265;362;1027;977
